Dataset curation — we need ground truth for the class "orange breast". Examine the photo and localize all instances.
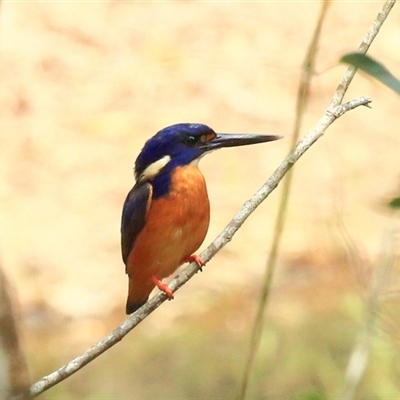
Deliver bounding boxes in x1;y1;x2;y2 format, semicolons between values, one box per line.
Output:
126;164;210;282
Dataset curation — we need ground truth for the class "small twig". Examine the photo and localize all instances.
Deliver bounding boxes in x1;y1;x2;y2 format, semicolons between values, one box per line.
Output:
329;96;373;118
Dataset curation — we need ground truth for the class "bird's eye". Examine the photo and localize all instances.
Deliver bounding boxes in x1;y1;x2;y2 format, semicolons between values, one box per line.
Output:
185;135;198;146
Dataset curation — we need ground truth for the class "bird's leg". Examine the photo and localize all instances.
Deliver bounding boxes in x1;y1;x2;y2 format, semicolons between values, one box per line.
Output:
184;254;205;272
151;276;174;300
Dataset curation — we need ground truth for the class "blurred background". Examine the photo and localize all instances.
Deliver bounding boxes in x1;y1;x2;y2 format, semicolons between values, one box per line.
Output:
1;1;400;399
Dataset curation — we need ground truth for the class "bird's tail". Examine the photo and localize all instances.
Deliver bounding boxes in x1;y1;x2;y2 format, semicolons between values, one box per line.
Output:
125;278;155;314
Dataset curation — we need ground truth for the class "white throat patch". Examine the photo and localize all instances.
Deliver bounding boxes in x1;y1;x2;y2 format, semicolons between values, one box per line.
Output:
138;155;171;183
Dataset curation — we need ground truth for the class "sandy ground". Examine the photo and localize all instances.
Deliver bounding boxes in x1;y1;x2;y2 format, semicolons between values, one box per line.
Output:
1;2;400;397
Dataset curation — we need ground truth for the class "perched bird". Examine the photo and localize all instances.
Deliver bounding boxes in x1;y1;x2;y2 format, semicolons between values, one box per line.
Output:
121;123;280;314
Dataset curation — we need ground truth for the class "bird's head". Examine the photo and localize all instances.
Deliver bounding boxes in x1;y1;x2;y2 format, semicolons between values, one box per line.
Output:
134;123;281;184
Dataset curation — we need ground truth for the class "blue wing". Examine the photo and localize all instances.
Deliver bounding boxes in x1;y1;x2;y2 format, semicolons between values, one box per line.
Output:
121;182;152;268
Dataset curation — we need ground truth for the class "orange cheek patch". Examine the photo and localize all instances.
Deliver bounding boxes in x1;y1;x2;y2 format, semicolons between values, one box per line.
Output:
200;132;216;144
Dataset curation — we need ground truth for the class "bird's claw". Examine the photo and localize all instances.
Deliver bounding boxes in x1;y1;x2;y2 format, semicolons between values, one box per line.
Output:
184;254;205;272
151;276;174;300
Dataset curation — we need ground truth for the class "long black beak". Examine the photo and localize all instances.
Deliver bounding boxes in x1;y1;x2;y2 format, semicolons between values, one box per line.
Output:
202;133;282;150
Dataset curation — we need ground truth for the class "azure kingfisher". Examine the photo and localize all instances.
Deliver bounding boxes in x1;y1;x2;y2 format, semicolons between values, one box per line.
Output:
121;123;280;314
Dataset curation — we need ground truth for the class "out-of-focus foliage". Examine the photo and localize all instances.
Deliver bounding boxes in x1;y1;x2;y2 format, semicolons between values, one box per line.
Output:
341;52;400;213
388;196;400;210
341;52;400;96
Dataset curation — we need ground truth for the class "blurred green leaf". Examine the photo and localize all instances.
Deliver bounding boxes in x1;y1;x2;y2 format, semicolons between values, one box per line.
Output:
388;196;400;210
293;391;327;400
341;52;400;96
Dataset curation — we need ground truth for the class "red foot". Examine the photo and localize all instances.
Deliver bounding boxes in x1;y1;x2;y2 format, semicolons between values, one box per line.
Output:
184;254;205;268
151;276;174;300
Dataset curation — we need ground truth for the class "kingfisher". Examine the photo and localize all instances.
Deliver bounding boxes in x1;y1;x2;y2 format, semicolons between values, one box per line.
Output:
121;123;280;314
